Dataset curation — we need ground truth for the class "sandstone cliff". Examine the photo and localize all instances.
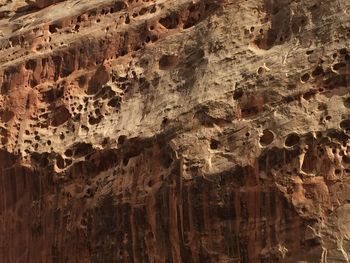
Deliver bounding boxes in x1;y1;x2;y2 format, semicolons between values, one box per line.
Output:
0;0;349;262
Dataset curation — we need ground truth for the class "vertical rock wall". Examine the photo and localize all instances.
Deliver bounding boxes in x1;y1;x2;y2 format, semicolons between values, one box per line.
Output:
0;0;349;262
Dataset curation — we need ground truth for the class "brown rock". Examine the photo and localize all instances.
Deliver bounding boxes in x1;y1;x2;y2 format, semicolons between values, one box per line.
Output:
0;0;349;262
26;0;64;9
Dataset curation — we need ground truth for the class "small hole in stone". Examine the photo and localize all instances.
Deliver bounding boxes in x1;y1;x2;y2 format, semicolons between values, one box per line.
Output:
312;66;324;77
233;89;243;100
162;117;169;126
49;24;59;33
260;129;274;146
257;67;264;75
139;7;147;15
150;5;156;13
300;73;310;82
285;133;300;147
65;149;73;157
210;139;220;150
56;155;65;169
340;119;350;131
303;90;316;100
148;179;154;187
333;62;346;71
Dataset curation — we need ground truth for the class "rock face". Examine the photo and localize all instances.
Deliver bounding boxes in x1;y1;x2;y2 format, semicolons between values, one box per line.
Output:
0;0;349;262
26;0;64;9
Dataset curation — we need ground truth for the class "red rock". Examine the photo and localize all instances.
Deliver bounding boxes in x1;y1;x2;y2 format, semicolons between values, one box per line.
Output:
0;0;349;262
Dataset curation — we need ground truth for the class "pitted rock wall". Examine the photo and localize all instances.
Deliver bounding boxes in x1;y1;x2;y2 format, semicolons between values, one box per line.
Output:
0;0;349;262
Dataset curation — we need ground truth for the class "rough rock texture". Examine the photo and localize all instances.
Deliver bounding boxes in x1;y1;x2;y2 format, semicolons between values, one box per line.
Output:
0;0;349;262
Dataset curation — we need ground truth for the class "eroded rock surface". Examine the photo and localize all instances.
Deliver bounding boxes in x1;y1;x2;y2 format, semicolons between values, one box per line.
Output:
0;0;349;262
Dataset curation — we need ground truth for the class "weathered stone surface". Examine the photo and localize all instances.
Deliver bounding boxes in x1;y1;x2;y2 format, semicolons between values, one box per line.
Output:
0;0;349;262
26;0;64;9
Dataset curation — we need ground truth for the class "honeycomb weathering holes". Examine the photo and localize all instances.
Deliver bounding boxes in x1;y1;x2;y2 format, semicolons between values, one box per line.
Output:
51;106;71;127
260;129;274;146
159;13;179;29
340;119;350;131
64;149;73;157
300;73;310;83
285;133;300;147
56;155;65;169
233;89;243;100
210;139;220;149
